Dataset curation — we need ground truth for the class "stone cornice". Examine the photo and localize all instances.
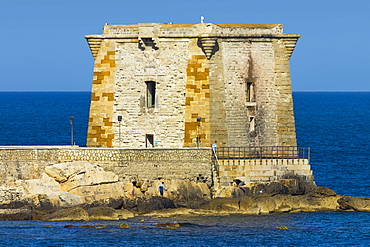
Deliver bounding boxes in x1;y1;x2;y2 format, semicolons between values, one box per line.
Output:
85;23;300;60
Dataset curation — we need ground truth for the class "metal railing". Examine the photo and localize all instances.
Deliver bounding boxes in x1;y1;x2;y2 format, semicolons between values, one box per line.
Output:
215;146;310;160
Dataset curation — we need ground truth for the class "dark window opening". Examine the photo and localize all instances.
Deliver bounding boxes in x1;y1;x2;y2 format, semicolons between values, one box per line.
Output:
146;81;156;107
146;134;154;148
249;116;255;132
246;81;253;102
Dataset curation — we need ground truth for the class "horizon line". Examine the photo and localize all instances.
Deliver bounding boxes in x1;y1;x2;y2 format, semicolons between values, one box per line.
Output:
0;90;369;93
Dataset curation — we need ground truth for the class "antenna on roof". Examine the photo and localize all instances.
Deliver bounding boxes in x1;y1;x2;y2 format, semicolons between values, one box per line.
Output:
201;16;204;23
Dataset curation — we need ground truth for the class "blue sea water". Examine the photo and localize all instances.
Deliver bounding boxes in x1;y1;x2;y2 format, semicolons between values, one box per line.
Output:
294;92;370;198
0;92;369;246
0;92;90;146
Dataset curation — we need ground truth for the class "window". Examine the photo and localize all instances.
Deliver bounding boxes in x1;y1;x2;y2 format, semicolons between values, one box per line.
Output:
249;116;255;132
146;134;154;148
146;81;156;107
246;81;254;102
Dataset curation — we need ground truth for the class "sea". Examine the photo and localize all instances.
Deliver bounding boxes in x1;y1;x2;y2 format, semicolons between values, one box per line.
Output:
0;92;369;246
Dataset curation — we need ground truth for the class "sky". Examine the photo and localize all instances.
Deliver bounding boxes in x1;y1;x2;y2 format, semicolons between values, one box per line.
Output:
1;0;369;92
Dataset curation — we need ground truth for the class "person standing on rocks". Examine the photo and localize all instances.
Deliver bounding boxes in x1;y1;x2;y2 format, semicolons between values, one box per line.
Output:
158;182;165;196
212;141;217;159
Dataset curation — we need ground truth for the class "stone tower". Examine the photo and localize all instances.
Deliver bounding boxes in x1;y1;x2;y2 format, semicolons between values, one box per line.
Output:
85;23;299;148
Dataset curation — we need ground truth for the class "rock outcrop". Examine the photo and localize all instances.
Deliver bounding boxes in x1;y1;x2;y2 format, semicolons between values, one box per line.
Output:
41;206;135;221
0;161;368;220
42;207;90;222
45;161;125;203
337;196;370;211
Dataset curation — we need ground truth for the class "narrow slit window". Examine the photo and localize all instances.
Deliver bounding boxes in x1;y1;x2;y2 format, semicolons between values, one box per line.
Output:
249;116;255;132
246;81;253;102
146;81;156;107
146;134;154;148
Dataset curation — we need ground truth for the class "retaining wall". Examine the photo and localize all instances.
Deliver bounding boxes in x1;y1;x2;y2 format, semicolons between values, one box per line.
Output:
216;158;313;186
0;147;213;186
0;147;314;187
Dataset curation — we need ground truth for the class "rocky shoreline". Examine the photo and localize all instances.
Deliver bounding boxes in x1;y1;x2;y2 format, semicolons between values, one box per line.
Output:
0;161;369;221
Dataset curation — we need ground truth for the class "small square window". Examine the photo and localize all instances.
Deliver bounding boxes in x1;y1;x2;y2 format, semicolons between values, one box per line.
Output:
146;134;154;148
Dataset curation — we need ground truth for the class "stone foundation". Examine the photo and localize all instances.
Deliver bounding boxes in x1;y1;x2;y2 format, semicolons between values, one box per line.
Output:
216;158;313;186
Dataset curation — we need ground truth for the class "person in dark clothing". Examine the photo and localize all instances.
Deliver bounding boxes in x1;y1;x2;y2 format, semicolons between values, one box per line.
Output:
158;182;165;196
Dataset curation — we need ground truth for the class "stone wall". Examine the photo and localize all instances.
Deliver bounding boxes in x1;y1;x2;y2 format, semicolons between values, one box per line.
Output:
0;147;212;186
217;158;313;186
0;147;314;188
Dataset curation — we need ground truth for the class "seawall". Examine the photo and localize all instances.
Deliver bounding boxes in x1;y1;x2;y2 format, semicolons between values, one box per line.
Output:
0;146;313;187
0;146;212;185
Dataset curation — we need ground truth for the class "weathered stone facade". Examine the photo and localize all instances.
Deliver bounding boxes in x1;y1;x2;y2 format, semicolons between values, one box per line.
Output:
85;23;299;148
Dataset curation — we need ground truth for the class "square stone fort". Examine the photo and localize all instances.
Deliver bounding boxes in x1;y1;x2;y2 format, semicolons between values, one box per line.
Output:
85;23;299;149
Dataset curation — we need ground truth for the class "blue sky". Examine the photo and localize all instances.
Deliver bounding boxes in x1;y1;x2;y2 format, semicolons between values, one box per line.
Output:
1;0;369;92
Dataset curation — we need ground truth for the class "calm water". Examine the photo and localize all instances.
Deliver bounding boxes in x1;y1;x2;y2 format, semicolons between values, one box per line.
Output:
0;92;369;246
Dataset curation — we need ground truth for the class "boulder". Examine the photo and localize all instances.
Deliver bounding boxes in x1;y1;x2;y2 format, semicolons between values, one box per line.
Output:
338;196;370;211
23;194;61;212
116;209;135;220
64;225;75;228
213;186;246;198
0;199;28;209
143;208;196;217
201;192;343;215
146;180;211;207
42;161;125;203
118;223;131;229
42;206;90;222
0;208;32;220
305;186;337;197
68;182;125;203
58;192;83;207
78;225;108;229
276;226;289;229
44;161;119;192
87;206;120;220
213;178;320;199
5;173;83;209
124;183;145;198
123;196;176;213
95;226;108;229
21;173;62;195
155;223;181;228
201;198;243;212
81;197;125;209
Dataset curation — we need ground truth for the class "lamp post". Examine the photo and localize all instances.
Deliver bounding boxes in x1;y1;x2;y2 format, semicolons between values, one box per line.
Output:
118;116;122;147
70;116;74;146
196;117;201;148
